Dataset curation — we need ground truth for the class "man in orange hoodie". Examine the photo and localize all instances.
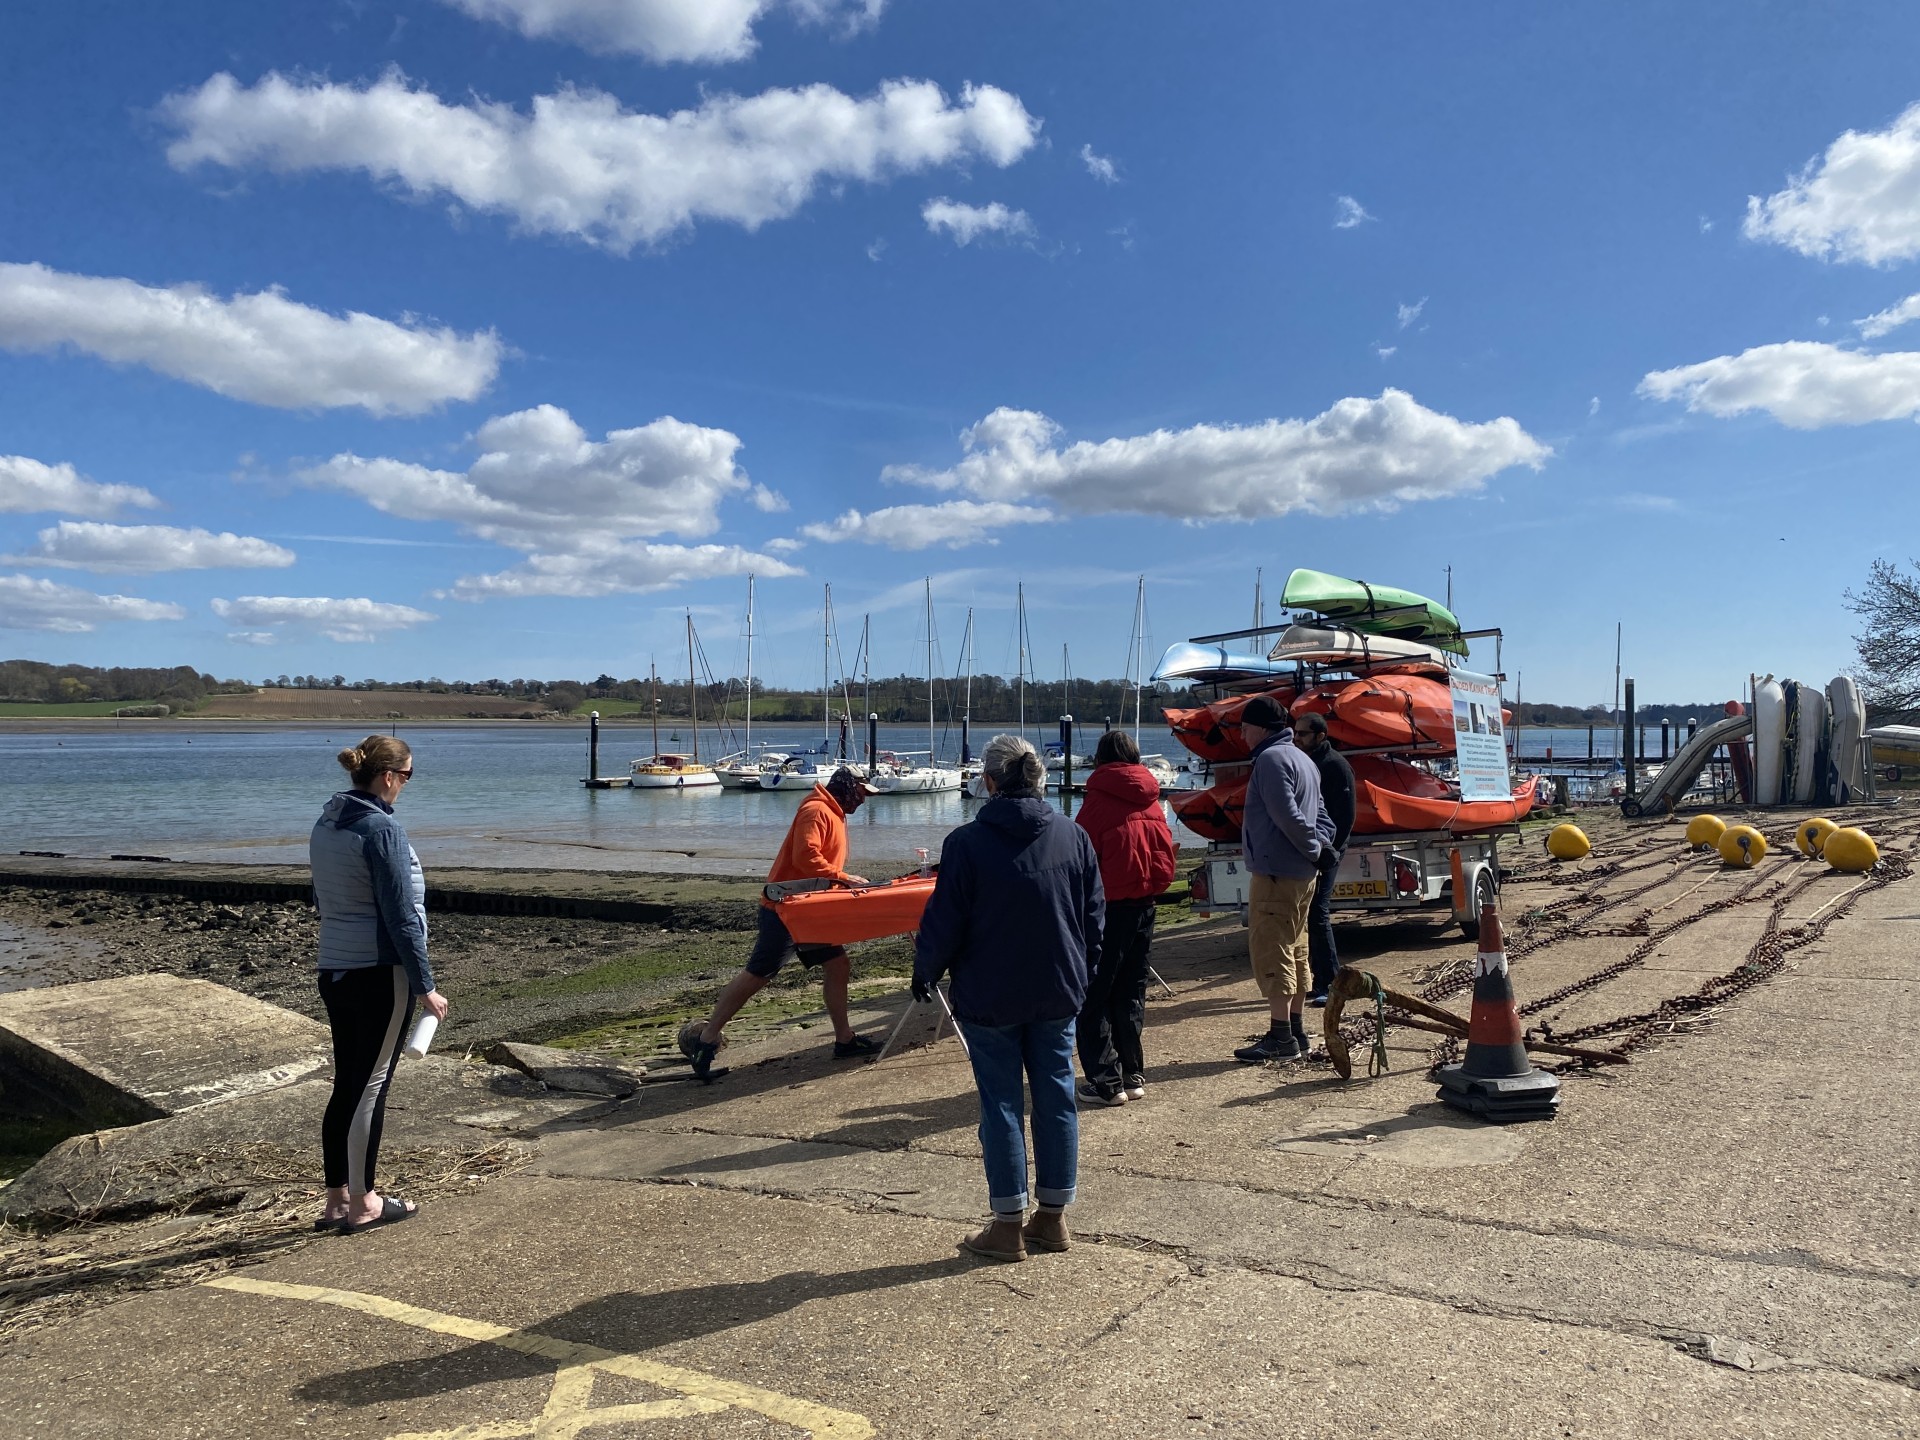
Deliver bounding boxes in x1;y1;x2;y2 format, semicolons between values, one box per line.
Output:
681;767;878;1081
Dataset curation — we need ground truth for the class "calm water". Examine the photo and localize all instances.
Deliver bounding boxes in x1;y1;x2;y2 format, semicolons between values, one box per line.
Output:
0;722;1141;874
0;721;1681;875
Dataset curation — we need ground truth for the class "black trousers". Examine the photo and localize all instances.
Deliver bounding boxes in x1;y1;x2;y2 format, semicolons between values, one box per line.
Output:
319;966;414;1196
1308;863;1339;991
1077;898;1156;1091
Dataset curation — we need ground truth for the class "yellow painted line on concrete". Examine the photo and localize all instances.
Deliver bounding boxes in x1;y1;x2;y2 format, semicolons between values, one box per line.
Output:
204;1275;874;1439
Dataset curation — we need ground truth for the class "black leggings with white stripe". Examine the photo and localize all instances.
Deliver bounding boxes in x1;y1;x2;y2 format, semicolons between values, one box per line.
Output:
319;966;414;1196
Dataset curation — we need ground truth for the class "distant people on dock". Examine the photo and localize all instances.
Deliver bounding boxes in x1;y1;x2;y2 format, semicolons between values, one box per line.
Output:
913;733;1105;1263
1072;730;1178;1106
309;735;448;1233
1294;712;1355;1006
680;767;882;1081
1231;697;1334;1064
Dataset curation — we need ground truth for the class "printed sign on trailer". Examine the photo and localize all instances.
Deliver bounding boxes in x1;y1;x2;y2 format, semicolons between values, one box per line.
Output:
1450;668;1512;803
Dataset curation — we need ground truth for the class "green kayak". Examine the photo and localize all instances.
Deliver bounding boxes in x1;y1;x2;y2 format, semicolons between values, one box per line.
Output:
1280;568;1467;655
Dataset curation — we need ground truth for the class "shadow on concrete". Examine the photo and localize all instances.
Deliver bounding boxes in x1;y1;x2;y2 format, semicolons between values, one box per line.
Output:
1265;1100;1471;1146
293;1257;961;1408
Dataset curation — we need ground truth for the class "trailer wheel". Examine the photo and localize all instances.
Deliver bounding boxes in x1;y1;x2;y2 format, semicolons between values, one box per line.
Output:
1884;764;1903;784
1458;867;1497;941
1620;797;1643;819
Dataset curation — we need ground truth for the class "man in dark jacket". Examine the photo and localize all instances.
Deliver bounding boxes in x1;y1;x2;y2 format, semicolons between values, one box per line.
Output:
1295;712;1355;1003
915;734;1104;1264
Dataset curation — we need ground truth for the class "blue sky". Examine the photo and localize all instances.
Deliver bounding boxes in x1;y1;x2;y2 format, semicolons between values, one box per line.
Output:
2;0;1917;705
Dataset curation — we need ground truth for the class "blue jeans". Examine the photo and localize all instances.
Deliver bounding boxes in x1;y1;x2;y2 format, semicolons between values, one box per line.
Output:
960;1016;1078;1214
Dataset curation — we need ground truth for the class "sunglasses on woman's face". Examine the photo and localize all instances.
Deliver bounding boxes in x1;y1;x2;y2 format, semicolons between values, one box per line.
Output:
390;768;414;782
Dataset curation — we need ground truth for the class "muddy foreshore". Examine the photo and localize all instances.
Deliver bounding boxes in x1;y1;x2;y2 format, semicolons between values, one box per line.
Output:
0;863;933;1067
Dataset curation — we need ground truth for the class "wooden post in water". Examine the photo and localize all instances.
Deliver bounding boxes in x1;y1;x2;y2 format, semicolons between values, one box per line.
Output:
1661;718;1671;760
589;710;600;783
1060;715;1075;807
866;713;879;778
1587;725;1594;762
1623;678;1637;797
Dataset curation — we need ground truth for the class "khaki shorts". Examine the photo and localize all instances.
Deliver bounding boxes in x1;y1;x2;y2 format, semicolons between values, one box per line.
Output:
1248;872;1315;999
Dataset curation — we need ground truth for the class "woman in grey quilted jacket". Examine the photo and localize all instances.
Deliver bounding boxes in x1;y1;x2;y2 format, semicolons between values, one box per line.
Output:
309;735;448;1233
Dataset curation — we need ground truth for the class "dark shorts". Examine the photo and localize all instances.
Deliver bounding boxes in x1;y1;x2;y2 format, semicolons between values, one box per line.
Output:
745;904;848;978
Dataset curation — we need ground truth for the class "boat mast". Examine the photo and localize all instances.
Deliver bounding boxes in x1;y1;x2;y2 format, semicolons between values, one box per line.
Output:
744;573;754;758
925;577;936;764
963;606;974;764
822;584;832;746
1130;575;1145;743
687;613;698;763
1016;581;1027;737
649;660;659;759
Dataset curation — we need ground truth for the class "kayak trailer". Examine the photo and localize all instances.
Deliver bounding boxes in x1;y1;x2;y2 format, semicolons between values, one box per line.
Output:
1188;827;1516;942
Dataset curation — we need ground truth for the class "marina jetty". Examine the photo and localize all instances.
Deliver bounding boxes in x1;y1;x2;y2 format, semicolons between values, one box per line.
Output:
2;803;1917;1436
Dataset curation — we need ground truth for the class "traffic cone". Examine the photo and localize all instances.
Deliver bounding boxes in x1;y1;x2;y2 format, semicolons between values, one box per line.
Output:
1434;901;1560;1123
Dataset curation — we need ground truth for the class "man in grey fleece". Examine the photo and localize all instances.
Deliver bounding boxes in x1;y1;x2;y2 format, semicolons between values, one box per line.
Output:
1233;694;1334;1062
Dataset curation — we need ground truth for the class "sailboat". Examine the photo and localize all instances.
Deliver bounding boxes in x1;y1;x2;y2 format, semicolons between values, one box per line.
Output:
760;585;842;791
631;617;721;789
965;581;1034;798
869;579;963;794
712;575;792;790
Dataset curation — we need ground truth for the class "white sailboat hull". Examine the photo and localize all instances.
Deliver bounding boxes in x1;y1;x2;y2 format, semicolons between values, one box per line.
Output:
871;767;963;794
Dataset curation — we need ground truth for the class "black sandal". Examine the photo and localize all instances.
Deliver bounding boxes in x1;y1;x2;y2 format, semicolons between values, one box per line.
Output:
832;1034;880;1059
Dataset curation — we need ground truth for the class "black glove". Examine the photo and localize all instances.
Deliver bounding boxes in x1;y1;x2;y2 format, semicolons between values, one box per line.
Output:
912;978;934;1004
1316;847;1341;874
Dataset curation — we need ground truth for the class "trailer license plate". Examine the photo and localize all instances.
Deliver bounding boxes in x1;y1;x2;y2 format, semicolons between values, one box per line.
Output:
1334;880;1389;899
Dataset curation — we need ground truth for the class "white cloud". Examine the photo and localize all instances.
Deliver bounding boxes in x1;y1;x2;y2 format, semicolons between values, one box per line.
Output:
1374;345;1397;361
884;391;1549;522
1334;195;1375;229
300;404;802;598
750;483;789;513
1638;341;1920;428
0;262;500;415
4;522;295;573
763;537;804;554
921;198;1034;246
226;630;278;645
1615;493;1680;513
162;71;1039;253
1745;103;1920;265
0;574;186;633
300;405;750;547
1589;396;1601;416
866;237;887;262
800;499;1056;550
1699;215;1714;234
1855;293;1920;339
0;454;159;517
1397;297;1426;329
439;0;884;62
1080;144;1118;184
211;595;436;643
444;538;800;598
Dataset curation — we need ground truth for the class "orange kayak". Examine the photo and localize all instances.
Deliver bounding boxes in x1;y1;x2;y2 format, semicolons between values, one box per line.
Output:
1294;674;1457;751
1348;755;1531;835
1170;755;1529;842
777;874;938;944
1165;686;1295;762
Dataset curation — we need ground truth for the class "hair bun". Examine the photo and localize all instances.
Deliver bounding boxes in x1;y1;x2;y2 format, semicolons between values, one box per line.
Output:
336;744;364;773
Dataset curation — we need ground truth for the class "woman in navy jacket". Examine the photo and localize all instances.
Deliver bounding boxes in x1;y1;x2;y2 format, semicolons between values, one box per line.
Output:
309;735;448;1233
914;733;1104;1263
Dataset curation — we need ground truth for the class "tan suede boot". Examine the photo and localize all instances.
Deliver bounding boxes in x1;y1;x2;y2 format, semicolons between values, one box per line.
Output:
1022;1209;1070;1253
960;1217;1027;1262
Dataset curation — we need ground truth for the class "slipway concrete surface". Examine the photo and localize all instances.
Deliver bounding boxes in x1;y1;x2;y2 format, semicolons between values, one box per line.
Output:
3;822;1918;1438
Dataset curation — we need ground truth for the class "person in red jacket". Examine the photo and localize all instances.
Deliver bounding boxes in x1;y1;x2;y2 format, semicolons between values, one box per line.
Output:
1073;730;1179;1104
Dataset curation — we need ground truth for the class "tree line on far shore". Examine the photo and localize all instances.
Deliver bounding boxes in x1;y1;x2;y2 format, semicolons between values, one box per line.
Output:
3;655;1740;726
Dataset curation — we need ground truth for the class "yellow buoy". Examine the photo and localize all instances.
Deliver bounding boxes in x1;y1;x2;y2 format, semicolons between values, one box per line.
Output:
1823;827;1879;873
1546;823;1591;860
1795;817;1839;858
1685;814;1726;849
1717;824;1767;867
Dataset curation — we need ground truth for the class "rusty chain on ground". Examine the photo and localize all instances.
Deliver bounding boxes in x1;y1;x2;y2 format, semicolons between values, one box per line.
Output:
1335;810;1919;1075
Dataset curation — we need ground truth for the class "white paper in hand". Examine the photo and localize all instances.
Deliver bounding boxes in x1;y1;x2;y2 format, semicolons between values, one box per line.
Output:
403;1012;439;1060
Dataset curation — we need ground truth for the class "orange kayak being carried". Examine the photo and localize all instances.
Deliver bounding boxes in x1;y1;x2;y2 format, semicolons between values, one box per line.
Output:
775;873;938;945
1165;686;1295;763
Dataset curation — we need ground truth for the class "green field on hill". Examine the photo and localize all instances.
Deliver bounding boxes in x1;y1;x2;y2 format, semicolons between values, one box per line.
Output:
0;700;168;717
